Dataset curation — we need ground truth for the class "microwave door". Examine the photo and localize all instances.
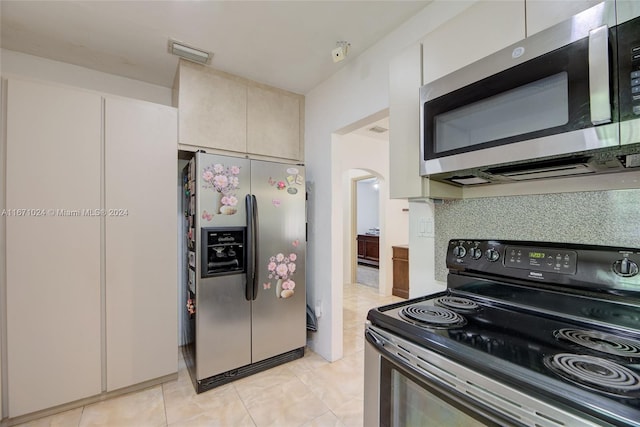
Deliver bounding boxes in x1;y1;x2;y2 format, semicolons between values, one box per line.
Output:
617;13;640;146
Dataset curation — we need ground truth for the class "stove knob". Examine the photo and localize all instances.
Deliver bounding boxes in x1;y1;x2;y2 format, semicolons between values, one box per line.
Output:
453;245;467;258
470;248;482;260
485;248;500;262
613;258;639;277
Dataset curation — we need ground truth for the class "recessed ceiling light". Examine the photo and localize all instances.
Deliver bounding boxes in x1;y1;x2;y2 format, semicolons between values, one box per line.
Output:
168;39;212;64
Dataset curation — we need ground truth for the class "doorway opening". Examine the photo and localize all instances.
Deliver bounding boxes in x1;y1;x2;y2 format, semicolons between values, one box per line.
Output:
354;176;379;289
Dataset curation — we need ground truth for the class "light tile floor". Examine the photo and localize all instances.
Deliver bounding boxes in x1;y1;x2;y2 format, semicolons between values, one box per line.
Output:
15;283;402;427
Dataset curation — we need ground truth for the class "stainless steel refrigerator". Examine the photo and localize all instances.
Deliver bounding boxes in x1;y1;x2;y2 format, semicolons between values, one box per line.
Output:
182;152;306;393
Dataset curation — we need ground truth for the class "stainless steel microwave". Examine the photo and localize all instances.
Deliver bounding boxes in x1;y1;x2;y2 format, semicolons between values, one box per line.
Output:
420;2;640;185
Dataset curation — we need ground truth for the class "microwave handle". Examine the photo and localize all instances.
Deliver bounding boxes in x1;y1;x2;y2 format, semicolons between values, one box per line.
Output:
588;25;611;125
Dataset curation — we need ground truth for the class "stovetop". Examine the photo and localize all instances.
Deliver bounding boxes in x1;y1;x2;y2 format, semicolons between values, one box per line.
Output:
367;239;640;425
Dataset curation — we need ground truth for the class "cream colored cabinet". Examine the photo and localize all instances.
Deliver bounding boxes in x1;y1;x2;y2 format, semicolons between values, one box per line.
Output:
247;85;303;160
5;78;102;417
104;97;177;391
526;0;604;37
175;60;304;162
422;0;525;85
3;78;177;417
176;61;247;154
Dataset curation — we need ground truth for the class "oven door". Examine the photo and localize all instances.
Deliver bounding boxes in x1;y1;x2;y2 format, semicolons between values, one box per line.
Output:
364;325;609;427
364;335;512;427
419;1;619;176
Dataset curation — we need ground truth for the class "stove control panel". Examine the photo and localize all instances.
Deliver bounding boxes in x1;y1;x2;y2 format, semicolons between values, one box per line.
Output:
503;246;577;274
446;239;640;291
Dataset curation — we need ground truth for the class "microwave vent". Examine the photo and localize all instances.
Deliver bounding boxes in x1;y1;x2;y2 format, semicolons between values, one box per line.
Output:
450;176;491;185
499;164;595;181
484;156;596;181
620;153;640;168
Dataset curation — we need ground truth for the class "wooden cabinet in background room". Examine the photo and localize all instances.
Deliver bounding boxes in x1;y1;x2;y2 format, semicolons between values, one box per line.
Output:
357;234;379;267
392;246;409;299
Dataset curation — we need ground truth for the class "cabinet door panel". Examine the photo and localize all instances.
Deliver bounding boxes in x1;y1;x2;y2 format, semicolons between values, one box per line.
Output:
526;0;603;37
389;43;423;198
104;97;178;391
247;86;301;161
6;79;102;417
422;1;525;84
178;62;247;153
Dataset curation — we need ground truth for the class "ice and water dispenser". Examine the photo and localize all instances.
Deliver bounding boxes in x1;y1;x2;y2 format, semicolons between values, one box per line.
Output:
201;227;245;277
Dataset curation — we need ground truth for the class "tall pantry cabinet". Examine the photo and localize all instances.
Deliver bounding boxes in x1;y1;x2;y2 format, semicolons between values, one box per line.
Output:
2;78;177;418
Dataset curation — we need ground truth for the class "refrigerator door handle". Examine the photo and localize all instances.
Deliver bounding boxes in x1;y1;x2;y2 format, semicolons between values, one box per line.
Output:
251;194;259;300
245;194;255;301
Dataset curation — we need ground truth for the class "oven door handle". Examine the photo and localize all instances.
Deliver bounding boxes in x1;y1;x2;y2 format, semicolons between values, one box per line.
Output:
588;24;612;125
364;328;385;349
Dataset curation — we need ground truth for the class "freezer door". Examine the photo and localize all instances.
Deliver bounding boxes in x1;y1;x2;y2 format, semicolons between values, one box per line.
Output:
196;274;251;379
250;161;307;363
196;152;250;229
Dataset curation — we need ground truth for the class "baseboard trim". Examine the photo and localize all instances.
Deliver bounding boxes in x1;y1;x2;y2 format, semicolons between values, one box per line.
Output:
1;372;178;427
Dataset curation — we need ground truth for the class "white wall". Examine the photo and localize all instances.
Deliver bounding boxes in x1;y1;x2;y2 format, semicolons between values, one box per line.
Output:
0;79;6;420
0;49;172;106
304;0;474;361
330;131;408;358
356;180;379;235
408;201;446;297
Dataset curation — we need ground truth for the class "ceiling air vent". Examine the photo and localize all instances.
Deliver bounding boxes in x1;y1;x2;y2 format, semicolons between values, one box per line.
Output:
369;126;388;134
168;39;212;65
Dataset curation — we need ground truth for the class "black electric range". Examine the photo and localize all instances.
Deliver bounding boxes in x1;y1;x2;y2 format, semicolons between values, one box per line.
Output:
366;239;640;426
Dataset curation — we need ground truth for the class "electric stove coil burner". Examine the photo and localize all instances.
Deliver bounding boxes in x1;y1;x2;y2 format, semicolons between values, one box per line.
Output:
544;353;640;398
435;296;480;312
554;329;640;359
400;304;466;328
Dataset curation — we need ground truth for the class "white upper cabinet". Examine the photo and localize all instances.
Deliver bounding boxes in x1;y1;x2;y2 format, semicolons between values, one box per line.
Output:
526;0;604;37
388;0;524;199
175;60;304;162
422;0;525;85
617;0;640;23
389;43;423;199
388;43;462;200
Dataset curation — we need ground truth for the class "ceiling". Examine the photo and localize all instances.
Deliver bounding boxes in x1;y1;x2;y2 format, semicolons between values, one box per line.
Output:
0;1;430;95
352;116;389;141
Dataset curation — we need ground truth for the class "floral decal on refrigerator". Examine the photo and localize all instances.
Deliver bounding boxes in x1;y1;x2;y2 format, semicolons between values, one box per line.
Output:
265;242;299;299
201;162;241;218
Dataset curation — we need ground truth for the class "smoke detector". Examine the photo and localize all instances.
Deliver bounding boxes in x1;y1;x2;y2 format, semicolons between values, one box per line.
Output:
332;41;351;63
